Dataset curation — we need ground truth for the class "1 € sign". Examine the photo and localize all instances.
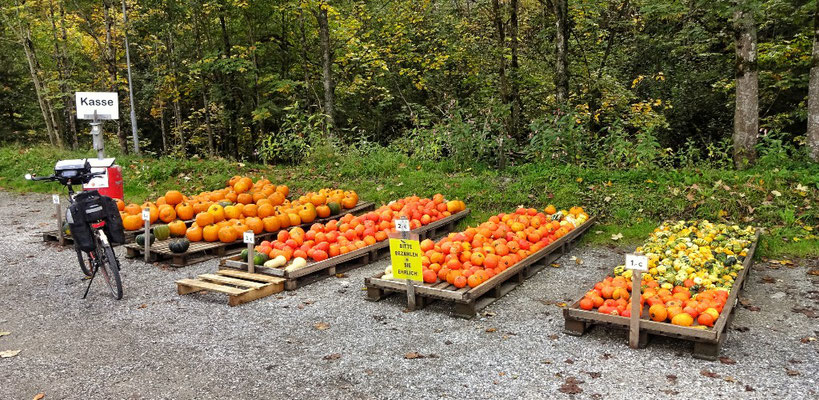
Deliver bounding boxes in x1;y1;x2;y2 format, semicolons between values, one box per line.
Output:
75;92;119;120
389;238;423;282
625;253;648;272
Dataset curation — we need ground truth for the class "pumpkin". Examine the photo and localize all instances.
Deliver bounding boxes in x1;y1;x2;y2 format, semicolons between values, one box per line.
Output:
135;233;155;246
202;225;220;242
168;220;187;237
186;225;203;242
298;204;317;223
153;224;171;241
168;238;190;253
175;202;194;220
165;190;184;206
158;204;176;223
224;205;242;220
327;202;342;215
237;193;253;205
243;204;258;217
207;204;226;222
316;205;331;219
218;226;237;243
245;217;264;234
123;214;143;231
195;212;214;227
124;203;141;215
253;252;269;266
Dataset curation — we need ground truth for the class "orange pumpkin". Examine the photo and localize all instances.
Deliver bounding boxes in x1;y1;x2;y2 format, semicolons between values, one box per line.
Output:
262;216;281;232
218;226;237;243
316;205;331;218
115;199;126;211
257;203;274;218
298;204;317;223
185;225;203;242
287;213;301;227
164;190;183;205
237;193;253;205
124;203;141;215
202;225;220;242
168;220;187;237
158;204;177;223
243;204;258;217
245;217;264;234
175;202;194;220
341;196;357;209
195;212;215;227
277;213;291;229
123;214;143;231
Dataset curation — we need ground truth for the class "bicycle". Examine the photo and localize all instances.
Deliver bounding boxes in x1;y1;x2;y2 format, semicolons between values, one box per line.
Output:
26;159;124;300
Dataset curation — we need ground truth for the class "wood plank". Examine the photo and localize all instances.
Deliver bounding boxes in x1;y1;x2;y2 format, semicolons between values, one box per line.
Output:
227;283;279;307
216;269;285;284
175;278;247;295
197;273;269;289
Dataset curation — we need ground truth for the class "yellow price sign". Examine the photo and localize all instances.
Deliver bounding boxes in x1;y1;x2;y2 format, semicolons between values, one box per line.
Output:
389;238;423;282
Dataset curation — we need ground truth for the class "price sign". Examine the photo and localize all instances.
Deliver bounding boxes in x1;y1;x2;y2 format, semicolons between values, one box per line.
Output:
141;208;151;222
395;218;410;232
389;238;423;282
243;231;255;244
52;194;60;204
625;253;648;272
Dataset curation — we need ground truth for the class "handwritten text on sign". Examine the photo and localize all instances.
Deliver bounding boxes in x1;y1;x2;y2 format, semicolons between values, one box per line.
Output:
389;238;423;281
625;253;648;272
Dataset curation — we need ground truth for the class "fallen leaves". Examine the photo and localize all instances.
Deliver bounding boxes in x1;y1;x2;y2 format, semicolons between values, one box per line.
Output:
313;322;330;331
700;369;720;378
323;353;341;360
33;394;45;400
800;336;816;343
792;307;818;318
719;356;737;365
611;233;623;241
666;374;677;383
558;377;584;394
0;349;21;358
485;328;497;333
771;190;782;197
759;276;776;284
404;352;424;359
0;331;9;337
785;368;800;376
570;256;583;265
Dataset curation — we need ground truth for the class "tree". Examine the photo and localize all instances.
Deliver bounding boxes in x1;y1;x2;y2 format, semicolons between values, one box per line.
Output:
809;0;819;162
732;1;758;168
315;1;335;135
553;0;569;103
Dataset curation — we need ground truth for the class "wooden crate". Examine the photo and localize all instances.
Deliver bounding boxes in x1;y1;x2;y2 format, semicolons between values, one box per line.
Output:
562;232;759;360
124;201;376;267
365;217;596;318
220;209;471;290
176;269;285;306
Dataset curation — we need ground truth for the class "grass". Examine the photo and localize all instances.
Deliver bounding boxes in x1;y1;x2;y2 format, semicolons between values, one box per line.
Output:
0;144;816;259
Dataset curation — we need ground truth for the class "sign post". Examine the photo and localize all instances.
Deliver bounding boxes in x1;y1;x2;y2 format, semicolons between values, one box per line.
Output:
75;92;119;159
142;208;151;263
53;194;64;246
389;217;423;309
244;231;256;274
626;253;648;349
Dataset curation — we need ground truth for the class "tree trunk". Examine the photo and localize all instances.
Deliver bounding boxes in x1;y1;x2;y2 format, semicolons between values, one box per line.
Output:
159;101;168;153
553;0;569;104
193;3;215;155
166;28;185;153
509;0;521;141
219;7;240;159
59;1;79;149
316;3;335;136
103;0;128;153
21;29;58;147
492;0;509;168
732;4;758;169
808;0;819;162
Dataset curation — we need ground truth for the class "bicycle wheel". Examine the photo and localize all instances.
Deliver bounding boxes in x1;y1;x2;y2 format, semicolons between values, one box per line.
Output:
96;235;123;300
76;247;92;277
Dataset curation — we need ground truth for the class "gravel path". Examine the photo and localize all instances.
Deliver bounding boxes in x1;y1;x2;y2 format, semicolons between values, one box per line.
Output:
1;191;817;399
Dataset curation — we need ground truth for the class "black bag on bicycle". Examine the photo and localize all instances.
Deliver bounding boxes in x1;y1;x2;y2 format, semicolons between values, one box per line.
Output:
68;190;125;251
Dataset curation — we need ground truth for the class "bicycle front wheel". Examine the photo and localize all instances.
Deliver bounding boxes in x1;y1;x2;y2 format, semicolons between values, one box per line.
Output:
96;238;123;300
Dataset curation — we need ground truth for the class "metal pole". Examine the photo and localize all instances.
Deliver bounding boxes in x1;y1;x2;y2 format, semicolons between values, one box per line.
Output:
122;0;139;154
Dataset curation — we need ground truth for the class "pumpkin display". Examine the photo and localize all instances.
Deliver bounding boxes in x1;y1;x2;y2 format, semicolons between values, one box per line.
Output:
575;221;756;328
153;224;171;241
168;238;190;253
135;233;155;246
175;202;194;220
168;220;187;237
158;204;176;223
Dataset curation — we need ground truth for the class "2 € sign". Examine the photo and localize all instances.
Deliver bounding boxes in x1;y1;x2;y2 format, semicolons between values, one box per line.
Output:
75;92;119;120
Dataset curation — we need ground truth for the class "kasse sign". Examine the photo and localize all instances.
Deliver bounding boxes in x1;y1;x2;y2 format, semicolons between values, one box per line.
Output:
75;92;119;120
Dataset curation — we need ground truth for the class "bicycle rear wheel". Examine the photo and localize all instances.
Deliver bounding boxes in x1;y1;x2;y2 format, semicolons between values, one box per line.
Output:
96;236;123;300
76;248;92;277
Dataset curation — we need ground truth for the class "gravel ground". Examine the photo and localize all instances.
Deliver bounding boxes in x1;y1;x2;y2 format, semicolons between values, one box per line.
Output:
1;190;817;399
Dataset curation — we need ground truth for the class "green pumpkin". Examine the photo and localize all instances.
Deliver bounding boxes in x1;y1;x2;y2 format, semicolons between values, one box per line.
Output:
218;200;233;208
153;224;171;241
241;248;249;261
168;238;190;253
253;253;269;266
136;233;155;246
327;202;342;215
62;221;71;236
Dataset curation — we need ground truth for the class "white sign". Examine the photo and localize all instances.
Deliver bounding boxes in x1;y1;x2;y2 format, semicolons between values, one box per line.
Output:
83;158;115;190
625;253;648;272
75;92;119;120
395;218;410;232
141;208;151;222
243;231;255;244
52;194;60;204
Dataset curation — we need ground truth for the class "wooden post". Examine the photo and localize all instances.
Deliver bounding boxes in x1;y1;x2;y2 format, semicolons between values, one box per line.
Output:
142;208;151;263
399;217;415;309
244;231;255;274
54;194;64;245
628;270;642;349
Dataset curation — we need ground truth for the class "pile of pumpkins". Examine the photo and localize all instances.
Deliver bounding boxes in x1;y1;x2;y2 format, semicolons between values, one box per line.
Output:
116;176;363;252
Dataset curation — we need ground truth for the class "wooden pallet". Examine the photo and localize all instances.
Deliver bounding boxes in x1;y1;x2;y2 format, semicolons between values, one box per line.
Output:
124;201;376;267
562;232;759;360
176;269;285;306
365;216;596;318
220;209;471;291
43;225;164;246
